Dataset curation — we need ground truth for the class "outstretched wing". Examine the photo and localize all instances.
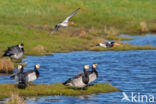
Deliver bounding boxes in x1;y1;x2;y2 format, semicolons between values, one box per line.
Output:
50;25;60;34
63;8;80;23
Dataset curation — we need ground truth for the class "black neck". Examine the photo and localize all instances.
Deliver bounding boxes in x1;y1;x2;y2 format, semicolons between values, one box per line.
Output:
92;66;98;76
92;67;96;72
34;66;40;78
83;68;88;77
20;66;24;73
21;48;24;52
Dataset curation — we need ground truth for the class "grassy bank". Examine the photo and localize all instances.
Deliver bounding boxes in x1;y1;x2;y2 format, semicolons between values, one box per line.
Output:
0;0;155;55
0;57;14;73
0;83;120;100
90;44;156;51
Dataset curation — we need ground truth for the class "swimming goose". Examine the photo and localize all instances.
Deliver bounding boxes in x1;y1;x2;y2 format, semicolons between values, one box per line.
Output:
63;65;89;88
3;43;24;59
25;64;40;82
88;64;98;84
15;65;28;89
50;8;80;34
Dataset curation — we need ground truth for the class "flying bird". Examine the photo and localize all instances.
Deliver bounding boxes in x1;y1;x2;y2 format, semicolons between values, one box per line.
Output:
50;8;80;34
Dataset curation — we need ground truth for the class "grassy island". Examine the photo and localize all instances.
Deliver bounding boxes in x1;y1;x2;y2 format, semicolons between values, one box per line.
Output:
0;83;120;100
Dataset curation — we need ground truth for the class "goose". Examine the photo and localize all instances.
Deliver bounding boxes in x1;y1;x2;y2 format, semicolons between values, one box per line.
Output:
88;64;98;84
50;8;80;34
3;43;24;59
96;41;119;48
15;65;28;89
63;65;89;88
25;64;40;82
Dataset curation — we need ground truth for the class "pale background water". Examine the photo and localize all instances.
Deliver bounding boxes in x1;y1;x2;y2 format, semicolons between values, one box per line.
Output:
0;34;155;104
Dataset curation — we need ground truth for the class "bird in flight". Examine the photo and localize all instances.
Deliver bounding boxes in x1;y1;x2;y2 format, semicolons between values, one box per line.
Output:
50;8;80;34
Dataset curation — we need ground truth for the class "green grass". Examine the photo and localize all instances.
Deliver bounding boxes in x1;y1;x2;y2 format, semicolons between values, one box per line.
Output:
0;0;155;31
0;83;120;100
0;0;155;55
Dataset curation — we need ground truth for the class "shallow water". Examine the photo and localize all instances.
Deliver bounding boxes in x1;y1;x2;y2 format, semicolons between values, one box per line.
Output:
121;34;156;46
0;50;156;104
0;34;156;104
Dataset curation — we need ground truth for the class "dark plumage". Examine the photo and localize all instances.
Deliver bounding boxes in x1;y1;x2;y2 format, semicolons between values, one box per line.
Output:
14;65;28;89
3;43;24;59
63;65;89;88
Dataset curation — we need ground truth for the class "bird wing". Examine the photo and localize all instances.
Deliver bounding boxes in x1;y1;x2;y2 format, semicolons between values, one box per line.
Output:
50;25;60;34
63;8;80;23
10;74;16;79
5;46;19;55
24;70;34;75
63;73;82;85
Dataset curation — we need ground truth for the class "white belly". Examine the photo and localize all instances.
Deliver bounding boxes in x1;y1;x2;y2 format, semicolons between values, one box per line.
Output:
27;72;37;82
60;22;68;27
71;77;86;88
100;44;107;48
89;73;97;83
12;52;23;59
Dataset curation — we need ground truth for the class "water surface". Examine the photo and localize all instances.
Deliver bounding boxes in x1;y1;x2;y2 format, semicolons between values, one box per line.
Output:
0;34;156;104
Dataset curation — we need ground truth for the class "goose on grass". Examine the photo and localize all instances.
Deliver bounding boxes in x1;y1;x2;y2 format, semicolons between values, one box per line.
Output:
25;64;40;82
63;65;89;88
96;41;120;48
3;43;24;59
14;65;28;89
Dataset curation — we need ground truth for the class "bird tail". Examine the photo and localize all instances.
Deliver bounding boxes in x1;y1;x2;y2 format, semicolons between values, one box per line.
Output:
10;75;15;79
63;78;72;85
63;81;67;85
17;81;27;89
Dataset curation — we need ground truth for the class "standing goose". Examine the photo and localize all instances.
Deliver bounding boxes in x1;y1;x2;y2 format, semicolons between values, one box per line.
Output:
25;64;40;82
50;8;80;34
3;43;24;59
63;65;89;88
88;64;98;84
15;65;28;89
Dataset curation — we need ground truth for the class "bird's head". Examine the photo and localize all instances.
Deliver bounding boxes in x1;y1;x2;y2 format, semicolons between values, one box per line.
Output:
35;64;40;69
113;42;120;47
92;63;97;69
18;43;24;48
17;65;22;70
84;65;90;70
